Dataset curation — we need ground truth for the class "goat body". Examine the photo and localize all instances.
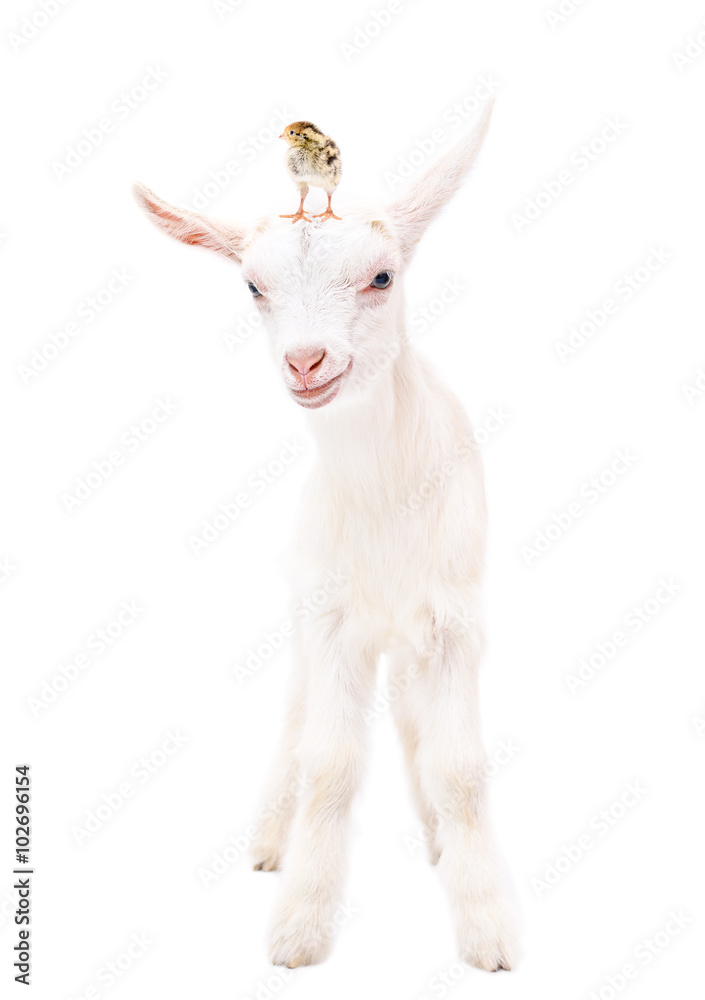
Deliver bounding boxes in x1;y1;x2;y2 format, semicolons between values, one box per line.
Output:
134;100;517;971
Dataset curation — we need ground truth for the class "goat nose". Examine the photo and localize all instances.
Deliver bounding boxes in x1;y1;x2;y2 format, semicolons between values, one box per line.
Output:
286;350;325;377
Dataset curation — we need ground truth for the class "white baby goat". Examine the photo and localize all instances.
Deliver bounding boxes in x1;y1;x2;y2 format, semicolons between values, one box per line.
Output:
133;100;517;971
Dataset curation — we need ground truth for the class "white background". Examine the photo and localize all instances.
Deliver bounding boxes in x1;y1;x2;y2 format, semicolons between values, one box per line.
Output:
1;0;704;998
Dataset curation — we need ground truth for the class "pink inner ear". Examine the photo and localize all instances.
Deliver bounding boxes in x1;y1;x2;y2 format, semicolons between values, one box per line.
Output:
146;193;216;248
151;200;188;232
133;182;244;263
388;100;494;260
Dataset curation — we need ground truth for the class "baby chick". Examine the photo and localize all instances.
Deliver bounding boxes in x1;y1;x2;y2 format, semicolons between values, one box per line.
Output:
279;121;342;223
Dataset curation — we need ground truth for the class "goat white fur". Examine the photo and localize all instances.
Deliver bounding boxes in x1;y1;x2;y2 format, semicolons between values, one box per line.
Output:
133;100;517;971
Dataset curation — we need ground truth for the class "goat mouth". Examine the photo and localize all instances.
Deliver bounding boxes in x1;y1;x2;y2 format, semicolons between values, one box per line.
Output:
288;361;352;409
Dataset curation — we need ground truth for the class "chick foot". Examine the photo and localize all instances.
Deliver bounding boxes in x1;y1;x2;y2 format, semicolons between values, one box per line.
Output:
312;207;341;221
279;209;311;224
312;193;341;221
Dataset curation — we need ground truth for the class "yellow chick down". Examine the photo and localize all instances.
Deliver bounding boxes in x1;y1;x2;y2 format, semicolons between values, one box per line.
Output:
279;121;342;223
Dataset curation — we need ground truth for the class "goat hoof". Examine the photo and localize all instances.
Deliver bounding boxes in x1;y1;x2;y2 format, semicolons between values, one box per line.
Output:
269;902;330;967
253;858;280;872
458;901;517;972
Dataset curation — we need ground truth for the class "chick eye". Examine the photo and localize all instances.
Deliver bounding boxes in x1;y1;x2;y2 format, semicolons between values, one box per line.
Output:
247;282;262;298
370;271;393;289
289;130;294;136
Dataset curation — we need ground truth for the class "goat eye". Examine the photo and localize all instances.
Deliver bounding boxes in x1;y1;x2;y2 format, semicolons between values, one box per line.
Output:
247;282;262;297
370;271;393;289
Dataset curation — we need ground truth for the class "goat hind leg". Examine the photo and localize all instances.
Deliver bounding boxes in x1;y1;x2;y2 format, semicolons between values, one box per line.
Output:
389;646;441;864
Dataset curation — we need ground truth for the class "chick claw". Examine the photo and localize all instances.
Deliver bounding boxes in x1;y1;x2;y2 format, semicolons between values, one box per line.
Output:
312;208;341;221
279;209;311;224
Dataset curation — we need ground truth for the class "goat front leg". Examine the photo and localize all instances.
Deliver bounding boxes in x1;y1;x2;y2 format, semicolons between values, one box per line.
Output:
417;623;517;972
251;635;308;872
269;611;376;967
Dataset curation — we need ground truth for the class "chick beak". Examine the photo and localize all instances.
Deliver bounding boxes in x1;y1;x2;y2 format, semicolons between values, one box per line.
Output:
279;133;285;140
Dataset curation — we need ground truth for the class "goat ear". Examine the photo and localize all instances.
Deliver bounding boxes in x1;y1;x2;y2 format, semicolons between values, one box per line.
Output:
132;182;247;264
388;100;494;260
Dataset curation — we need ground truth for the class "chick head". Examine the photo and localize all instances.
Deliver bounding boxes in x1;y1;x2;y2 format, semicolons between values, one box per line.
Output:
279;121;324;148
